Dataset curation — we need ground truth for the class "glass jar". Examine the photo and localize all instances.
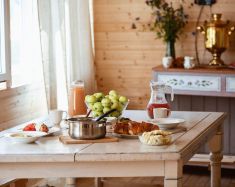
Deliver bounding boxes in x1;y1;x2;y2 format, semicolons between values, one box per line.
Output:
68;80;87;117
147;81;174;119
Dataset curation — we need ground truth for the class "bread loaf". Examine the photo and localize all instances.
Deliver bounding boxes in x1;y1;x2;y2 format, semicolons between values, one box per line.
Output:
114;120;159;135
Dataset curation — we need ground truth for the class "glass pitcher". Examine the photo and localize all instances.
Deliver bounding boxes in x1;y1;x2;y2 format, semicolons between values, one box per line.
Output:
147;81;174;119
68;80;87;117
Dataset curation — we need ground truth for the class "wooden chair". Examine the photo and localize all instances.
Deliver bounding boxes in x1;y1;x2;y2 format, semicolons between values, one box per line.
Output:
0;179;27;187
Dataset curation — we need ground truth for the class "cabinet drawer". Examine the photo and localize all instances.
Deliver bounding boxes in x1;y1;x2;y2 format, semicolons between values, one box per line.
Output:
158;74;221;92
226;77;235;92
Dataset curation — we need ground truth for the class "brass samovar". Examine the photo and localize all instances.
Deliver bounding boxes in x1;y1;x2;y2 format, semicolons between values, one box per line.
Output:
198;13;234;66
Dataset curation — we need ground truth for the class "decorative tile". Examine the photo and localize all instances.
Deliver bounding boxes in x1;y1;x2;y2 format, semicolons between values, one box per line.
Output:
158;74;221;92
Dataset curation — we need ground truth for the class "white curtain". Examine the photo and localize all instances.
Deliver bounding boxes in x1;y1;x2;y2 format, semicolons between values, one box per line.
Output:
37;0;96;111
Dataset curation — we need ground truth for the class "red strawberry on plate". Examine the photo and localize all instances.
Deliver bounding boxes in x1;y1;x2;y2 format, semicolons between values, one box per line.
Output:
39;124;49;133
23;123;36;131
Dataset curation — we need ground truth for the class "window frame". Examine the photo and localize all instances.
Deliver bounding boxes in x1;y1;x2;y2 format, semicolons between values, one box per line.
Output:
0;0;11;87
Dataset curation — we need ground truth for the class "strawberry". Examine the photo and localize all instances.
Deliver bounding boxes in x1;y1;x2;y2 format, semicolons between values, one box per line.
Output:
39;124;49;133
23;123;36;131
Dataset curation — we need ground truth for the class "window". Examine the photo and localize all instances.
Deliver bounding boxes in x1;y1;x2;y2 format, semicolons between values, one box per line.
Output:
0;0;43;88
0;0;11;86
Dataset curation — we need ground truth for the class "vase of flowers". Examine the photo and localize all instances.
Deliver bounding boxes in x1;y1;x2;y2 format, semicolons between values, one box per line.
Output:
146;0;188;60
166;40;175;59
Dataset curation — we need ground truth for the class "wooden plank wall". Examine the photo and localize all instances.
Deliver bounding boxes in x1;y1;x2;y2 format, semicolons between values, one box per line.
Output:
94;0;235;109
0;84;48;131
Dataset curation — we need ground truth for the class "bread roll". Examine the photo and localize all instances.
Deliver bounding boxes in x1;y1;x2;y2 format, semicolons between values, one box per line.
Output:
114;120;159;135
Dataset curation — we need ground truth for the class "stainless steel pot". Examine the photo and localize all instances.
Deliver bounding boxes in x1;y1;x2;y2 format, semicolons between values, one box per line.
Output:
67;117;106;140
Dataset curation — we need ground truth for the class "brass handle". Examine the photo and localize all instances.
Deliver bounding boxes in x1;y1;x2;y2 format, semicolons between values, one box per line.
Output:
197;26;205;34
228;26;235;35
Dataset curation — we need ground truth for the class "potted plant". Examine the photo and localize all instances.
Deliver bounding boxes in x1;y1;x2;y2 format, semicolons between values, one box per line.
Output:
145;0;188;60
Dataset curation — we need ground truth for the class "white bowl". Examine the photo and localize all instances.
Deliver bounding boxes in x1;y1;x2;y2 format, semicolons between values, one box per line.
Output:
85;100;129;118
149;118;185;129
4;131;47;144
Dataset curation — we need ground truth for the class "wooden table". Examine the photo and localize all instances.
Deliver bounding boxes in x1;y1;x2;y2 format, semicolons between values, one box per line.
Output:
0;110;226;187
152;66;235;156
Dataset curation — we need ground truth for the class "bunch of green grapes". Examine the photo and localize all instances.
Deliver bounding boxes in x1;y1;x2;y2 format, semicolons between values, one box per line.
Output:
85;90;128;118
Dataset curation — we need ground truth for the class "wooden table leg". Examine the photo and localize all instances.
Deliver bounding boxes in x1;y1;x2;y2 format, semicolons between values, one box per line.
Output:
164;160;183;187
94;177;103;187
208;125;223;187
65;178;76;187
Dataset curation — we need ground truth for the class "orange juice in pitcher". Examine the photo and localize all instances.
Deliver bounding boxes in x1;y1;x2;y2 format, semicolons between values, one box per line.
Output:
68;80;87;117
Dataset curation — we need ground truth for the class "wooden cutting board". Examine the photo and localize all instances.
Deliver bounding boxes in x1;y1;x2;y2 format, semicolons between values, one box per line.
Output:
59;136;119;144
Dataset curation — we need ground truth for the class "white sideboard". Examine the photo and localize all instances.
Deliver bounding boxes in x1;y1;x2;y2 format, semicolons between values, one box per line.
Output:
153;66;235;155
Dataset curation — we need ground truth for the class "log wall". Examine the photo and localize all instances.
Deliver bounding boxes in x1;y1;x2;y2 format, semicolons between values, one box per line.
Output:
94;0;235;109
0;83;48;130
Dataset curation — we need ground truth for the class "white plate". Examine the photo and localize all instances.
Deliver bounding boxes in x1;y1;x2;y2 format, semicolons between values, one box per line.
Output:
18;126;61;136
4;131;47;144
47;126;61;135
112;133;138;139
148;118;185;129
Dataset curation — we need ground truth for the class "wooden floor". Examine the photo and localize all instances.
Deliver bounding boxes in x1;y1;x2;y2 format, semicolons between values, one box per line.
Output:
25;166;235;187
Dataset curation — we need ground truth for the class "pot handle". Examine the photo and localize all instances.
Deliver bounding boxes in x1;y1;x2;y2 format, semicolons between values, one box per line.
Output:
62;117;79;123
228;26;235;35
197;26;205;35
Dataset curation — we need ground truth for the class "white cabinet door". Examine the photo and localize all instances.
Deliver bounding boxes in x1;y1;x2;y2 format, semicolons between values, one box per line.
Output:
226;77;235;92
